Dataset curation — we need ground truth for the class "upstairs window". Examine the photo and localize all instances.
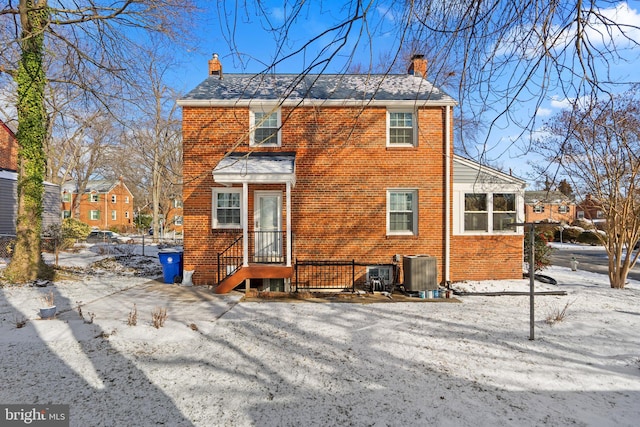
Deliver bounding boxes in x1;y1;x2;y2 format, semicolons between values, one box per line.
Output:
90;193;99;202
174;215;183;226
174;199;183;208
125;196;130;204
251;110;280;146
558;205;569;214
212;189;242;229
533;205;544;213
62;193;71;202
387;111;416;146
111;194;117;203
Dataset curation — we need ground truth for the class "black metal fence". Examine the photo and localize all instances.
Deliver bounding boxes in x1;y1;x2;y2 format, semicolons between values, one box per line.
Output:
294;259;359;292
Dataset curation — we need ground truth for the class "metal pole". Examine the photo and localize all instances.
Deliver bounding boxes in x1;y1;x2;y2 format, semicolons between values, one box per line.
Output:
529;225;535;341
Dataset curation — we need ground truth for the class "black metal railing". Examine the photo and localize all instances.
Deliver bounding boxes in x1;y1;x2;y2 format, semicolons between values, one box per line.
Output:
217;231;288;283
294;259;357;292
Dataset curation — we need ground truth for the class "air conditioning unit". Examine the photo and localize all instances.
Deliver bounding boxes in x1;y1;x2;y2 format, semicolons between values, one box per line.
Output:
403;255;437;291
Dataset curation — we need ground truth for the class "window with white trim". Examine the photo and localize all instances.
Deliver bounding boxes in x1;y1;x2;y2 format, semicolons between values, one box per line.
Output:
250;109;280;146
558;205;569;214
90;210;100;220
387;190;417;235
533;205;544;213
463;193;519;233
62;193;71;202
90;193;99;202
492;193;516;231
387;111;416;146
174;199;183;208
577;210;585;219
465;194;488;231
367;265;392;283
63;210;71;219
111;194;117;203
111;210;117;220
125;211;130;219
174;215;183;226
125;196;130;203
212;189;242;229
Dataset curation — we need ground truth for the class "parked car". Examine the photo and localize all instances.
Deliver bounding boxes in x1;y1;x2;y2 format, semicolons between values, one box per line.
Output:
86;230;132;244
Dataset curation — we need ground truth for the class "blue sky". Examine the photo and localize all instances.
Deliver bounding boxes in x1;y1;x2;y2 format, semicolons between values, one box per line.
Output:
170;1;640;187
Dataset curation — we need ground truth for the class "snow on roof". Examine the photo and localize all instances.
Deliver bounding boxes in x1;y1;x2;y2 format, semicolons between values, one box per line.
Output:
179;73;456;106
213;152;296;185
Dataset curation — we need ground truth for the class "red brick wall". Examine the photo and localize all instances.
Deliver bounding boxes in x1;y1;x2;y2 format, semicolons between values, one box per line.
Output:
182;105;451;285
450;235;523;281
0;122;18;171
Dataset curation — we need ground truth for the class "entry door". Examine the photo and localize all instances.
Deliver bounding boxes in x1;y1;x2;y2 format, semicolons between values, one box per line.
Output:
254;192;282;261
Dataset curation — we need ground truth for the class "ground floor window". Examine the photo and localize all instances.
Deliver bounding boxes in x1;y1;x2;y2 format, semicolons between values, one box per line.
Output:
387;190;417;235
212;188;242;229
462;192;518;234
89;210;100;220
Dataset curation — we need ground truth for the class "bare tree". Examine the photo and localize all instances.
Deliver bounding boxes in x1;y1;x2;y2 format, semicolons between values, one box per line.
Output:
537;87;640;288
217;1;640;162
0;0;196;282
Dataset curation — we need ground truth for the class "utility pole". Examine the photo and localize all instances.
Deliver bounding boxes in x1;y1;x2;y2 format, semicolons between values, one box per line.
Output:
511;222;538;340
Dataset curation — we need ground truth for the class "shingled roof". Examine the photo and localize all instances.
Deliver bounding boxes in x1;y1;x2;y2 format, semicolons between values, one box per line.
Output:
178;73;456;106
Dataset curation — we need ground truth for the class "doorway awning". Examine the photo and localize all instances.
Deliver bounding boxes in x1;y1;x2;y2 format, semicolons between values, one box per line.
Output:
212;152;296;186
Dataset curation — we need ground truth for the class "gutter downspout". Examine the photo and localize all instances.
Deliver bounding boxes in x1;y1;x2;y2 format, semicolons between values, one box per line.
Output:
445;105;451;285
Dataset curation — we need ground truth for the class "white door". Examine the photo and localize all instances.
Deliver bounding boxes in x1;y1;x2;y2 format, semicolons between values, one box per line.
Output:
254;192;282;261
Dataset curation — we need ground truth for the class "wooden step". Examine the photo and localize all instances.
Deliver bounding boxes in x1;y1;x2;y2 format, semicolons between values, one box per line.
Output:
214;265;294;294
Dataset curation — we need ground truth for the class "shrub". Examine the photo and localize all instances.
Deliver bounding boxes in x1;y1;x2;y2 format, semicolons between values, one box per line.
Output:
577;230;603;245
562;226;583;243
524;231;554;272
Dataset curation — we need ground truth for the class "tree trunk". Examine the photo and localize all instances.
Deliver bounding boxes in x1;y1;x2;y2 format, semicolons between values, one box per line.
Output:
5;0;53;282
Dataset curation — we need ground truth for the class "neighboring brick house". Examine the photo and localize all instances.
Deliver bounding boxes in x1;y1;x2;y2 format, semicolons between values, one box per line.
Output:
165;197;184;235
524;191;575;224
178;55;525;292
576;194;605;224
1;118;60;235
0;119;18;171
61;178;134;231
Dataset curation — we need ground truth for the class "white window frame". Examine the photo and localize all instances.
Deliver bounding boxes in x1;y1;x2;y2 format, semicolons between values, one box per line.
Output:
125;196;130;204
125;211;130;219
111;194;117;203
212;188;243;229
577;210;585;219
367;265;393;283
174;215;183;226
250;108;281;147
174;199;183;208
386;110;417;147
90;193;99;203
89;210;100;220
454;186;523;235
533;205;544;213
62;210;71;219
386;189;418;236
111;210;117;220
558;205;569;214
62;193;71;202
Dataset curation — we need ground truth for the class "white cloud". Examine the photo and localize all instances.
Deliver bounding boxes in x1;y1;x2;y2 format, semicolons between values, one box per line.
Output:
536;107;553;117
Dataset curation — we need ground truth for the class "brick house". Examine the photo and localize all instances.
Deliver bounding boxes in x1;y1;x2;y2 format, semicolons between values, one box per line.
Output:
61;178;134;231
178;55;525;292
1;118;60;235
524;191;575;224
0;119;18;171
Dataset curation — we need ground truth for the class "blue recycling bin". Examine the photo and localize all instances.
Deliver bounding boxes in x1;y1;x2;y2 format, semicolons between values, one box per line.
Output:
158;249;183;284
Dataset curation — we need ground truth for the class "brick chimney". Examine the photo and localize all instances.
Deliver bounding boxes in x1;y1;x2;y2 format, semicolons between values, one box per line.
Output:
408;54;427;78
208;53;223;78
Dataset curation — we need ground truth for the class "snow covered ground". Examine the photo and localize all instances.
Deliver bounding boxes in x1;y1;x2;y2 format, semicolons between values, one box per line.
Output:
1;244;639;426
